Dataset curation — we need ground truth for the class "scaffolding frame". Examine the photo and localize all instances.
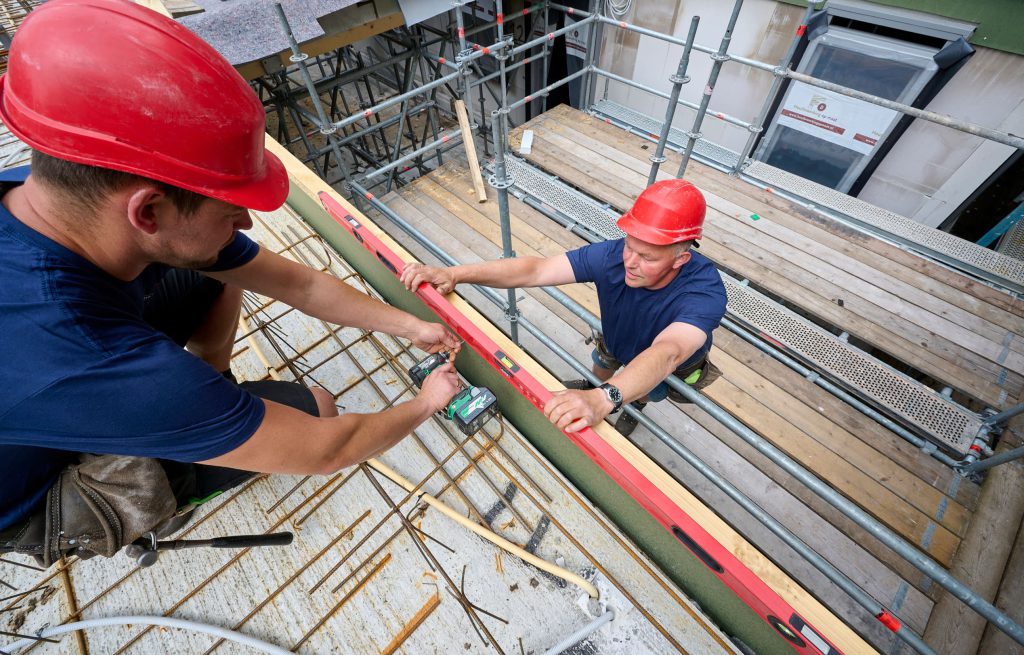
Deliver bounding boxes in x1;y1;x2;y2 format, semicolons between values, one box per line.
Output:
262;1;1024;653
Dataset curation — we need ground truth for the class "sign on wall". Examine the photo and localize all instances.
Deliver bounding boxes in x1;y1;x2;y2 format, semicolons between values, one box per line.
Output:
777;81;899;155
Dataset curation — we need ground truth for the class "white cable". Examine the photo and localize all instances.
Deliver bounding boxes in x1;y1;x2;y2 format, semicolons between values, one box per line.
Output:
607;0;632;18
542;608;617;654
2;615;291;654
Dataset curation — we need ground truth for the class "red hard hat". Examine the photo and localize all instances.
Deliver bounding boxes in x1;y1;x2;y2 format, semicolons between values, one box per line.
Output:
617;179;706;245
0;0;287;211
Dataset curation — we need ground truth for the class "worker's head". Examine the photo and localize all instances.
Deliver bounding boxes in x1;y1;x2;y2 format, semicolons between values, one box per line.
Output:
0;0;288;215
616;179;706;289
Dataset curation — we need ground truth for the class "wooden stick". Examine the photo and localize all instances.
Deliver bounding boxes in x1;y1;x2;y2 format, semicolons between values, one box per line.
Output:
454;100;488;203
380;593;441;655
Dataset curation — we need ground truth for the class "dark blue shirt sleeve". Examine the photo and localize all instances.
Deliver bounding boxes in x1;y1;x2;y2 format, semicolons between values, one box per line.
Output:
671;272;727;339
0;335;265;462
566;240;618;284
202;232;260;272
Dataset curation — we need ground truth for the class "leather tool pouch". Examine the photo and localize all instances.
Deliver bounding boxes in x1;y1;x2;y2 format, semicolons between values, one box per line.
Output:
7;455;177;566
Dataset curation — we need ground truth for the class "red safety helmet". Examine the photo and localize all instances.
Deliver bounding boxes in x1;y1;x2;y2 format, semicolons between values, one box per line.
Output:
0;0;287;211
617;179;706;245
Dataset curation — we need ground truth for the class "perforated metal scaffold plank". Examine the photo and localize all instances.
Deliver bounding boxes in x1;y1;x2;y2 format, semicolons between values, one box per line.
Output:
501;155;984;454
591;98;742;170
590;99;1024;295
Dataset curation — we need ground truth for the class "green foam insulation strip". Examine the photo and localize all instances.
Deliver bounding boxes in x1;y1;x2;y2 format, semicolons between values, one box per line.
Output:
778;0;1024;55
288;187;795;655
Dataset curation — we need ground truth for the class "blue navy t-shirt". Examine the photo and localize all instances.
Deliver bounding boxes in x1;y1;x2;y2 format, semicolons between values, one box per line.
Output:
566;238;727;367
0;167;265;529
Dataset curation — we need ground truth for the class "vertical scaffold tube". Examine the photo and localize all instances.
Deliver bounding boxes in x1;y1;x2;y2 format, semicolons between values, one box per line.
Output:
489;109;520;343
648;16;699;186
273;3;353;188
676;0;743;179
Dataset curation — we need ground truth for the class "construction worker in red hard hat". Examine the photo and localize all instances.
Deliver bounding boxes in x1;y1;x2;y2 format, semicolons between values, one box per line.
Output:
402;178;727;437
0;0;461;565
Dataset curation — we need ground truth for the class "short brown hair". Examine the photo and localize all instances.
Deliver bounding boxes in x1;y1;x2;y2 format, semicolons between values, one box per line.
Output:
31;150;207;215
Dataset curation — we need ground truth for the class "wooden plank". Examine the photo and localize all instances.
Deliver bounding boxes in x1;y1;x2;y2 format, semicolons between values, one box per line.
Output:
678;401;947;598
453;100;487;203
408;174;599;314
714;328;979;510
693;229;1011;407
709;196;1024;363
708;212;1022;394
518;111;1020;406
711;346;969;537
704;356;961;566
432;159;587;253
535;104;1024;319
536;115;1024;374
394;178;596;343
639;400;935;636
977;513;1024;655
520;138;638;211
235;11;407;81
923;432;1024;655
419;167;583;259
690;168;1024;336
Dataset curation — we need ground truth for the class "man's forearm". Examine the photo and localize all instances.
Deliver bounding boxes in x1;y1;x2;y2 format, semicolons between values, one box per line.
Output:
303;275;418;339
331;397;435;468
611;343;693;404
451;258;544;289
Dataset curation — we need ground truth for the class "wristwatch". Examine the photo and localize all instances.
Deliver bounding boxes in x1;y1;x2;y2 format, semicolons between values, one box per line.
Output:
599;383;623;414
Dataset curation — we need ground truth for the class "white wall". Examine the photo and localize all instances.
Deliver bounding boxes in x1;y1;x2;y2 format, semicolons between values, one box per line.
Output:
601;0;801;153
859;47;1024;227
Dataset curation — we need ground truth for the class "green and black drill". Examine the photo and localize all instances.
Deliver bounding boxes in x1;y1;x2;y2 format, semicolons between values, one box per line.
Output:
409;351;499;435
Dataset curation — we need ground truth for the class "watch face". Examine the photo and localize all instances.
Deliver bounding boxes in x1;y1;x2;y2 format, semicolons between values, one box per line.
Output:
602;384;622;404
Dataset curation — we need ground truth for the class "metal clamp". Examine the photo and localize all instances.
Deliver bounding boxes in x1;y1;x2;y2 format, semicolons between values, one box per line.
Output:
685;130;703;141
710;52;731;63
745;124;764;134
289;52;309;63
648;154;667;164
669;74;691;84
487;174;515;189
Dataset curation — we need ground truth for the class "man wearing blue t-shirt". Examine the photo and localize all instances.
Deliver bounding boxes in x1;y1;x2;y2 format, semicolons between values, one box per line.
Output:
401;179;727;437
0;1;461;565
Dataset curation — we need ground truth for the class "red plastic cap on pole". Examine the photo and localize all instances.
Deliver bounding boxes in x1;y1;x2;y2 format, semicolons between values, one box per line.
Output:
0;0;288;211
617;179;707;245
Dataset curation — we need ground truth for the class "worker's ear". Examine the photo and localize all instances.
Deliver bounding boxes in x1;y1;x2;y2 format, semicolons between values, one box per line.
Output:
672;249;692;269
125;186;169;235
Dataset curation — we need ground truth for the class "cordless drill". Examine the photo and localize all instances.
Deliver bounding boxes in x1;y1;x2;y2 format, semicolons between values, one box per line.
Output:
409;352;499;435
